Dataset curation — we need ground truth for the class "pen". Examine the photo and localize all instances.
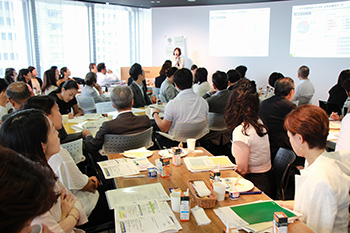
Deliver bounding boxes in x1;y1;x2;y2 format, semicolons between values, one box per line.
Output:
239;191;262;195
123;175;146;178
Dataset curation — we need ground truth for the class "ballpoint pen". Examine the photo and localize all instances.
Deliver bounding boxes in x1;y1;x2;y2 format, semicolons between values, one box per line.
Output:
239;191;263;195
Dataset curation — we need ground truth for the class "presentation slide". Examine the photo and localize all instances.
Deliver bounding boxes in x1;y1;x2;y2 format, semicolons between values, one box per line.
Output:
209;8;270;57
290;1;350;58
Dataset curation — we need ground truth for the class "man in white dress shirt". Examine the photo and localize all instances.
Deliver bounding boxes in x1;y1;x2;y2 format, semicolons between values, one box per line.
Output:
96;62;119;87
153;68;208;147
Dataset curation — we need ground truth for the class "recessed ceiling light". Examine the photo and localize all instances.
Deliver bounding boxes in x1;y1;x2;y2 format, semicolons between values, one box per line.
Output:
151;1;155;3
188;0;196;2
156;1;160;3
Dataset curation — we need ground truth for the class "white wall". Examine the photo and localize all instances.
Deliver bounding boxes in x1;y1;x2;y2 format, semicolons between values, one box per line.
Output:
151;0;350;105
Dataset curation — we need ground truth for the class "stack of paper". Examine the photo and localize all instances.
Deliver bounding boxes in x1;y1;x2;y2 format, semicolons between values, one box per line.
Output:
97;158;140;179
106;183;181;233
115;200;178;233
183;156;237;173
214;200;301;232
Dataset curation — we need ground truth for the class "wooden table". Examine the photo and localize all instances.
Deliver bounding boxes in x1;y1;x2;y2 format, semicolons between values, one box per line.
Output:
108;147;313;233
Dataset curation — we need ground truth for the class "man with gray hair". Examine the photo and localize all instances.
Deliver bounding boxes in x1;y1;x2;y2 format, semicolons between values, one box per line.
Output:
85;85;150;152
259;77;296;160
292;65;315;105
2;82;31;122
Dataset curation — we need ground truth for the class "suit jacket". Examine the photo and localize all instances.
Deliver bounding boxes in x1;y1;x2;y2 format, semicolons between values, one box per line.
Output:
129;81;152;108
85;111;151;152
259;95;296;160
203;89;231;114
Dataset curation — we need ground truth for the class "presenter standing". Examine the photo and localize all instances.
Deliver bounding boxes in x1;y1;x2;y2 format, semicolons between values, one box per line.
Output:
172;47;185;69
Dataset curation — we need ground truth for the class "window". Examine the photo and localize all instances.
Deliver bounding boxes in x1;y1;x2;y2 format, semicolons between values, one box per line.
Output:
0;0;152;79
35;0;90;78
0;0;27;76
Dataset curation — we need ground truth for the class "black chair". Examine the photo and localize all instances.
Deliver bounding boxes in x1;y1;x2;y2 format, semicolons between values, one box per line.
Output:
319;100;342;116
272;148;297;200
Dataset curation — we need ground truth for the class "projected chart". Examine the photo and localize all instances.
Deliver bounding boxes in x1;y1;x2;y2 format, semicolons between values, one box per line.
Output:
209;8;270;57
290;1;350;58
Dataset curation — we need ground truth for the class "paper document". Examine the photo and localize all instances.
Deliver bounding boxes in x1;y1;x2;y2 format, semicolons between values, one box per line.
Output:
133;157;156;171
97;158;140;179
184;156;237;173
115;200;177;233
214;200;301;230
106;183;170;209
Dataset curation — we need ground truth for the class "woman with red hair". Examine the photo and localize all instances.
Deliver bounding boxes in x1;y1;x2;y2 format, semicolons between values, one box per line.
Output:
280;104;350;233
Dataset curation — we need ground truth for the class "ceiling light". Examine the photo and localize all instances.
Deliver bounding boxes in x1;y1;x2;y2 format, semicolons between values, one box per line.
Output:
188;0;196;2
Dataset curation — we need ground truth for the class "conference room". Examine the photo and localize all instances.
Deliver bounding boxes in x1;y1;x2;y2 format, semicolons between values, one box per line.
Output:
1;0;350;232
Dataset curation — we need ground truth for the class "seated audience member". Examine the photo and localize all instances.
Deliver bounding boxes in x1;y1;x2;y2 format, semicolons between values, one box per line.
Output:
22;96;112;227
227;69;241;90
2;82;31;122
153;68;208;138
279;105;350;233
0;109;88;232
57;67;71;86
235;65;247;78
268;72;284;88
155;60;172;88
292;65;315;105
17;68;33;93
200;71;231;157
4;67;17;84
96;62;119;86
129;63;152;108
327;69;350;110
259;77;296;160
89;63;97;73
193;67;211;97
81;72;106;103
50;66;60;78
159;67;178;103
0;145;57;233
0;79;12;120
172;47;185;68
264;72;285;99
335;78;350;152
85;85;150;152
190;64;198;80
49;80;83;117
203;71;230;113
41;69;59;95
23;96;91;149
28;66;42;92
225;78;275;198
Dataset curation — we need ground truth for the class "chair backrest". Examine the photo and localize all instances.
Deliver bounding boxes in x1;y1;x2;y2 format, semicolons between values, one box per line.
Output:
76;96;96;113
61;138;85;164
319;100;342;116
158;93;167;104
272;147;296;199
152;87;160;97
208;112;227;131
102;127;154;153
95;101;115;114
172;119;209;142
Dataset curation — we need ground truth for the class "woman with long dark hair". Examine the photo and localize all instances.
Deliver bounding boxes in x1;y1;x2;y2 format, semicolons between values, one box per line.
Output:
42;69;59;95
49;80;83;117
225;78;275;198
0;109;88;232
0;145;57;233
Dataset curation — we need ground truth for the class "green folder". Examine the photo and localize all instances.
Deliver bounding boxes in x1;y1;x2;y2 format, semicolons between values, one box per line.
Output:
230;201;296;225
